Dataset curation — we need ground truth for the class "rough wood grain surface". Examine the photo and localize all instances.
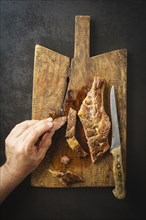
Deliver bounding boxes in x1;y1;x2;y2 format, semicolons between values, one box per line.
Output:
31;16;127;188
32;45;70;119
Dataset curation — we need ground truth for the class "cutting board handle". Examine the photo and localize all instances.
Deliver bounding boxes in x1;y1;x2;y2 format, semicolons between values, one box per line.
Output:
74;16;90;59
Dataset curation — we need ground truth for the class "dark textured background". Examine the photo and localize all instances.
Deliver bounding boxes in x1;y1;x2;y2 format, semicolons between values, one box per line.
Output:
0;0;146;220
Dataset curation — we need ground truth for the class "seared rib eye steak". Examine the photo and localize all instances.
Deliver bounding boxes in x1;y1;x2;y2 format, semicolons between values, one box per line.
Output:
78;76;111;163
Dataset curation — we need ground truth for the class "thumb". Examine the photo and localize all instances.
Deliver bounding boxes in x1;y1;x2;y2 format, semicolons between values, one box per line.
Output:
37;116;66;158
38;131;55;156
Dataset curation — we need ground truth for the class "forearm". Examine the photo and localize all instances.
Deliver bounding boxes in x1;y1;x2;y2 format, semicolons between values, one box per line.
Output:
0;163;27;204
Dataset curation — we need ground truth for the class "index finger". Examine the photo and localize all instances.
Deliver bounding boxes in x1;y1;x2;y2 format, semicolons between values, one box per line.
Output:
8;120;39;138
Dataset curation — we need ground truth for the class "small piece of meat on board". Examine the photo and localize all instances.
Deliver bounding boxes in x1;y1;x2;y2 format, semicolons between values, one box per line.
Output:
65;107;88;158
78;76;111;163
60;155;70;165
49;169;84;186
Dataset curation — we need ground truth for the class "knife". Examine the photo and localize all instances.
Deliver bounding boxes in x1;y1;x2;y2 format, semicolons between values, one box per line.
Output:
110;85;126;199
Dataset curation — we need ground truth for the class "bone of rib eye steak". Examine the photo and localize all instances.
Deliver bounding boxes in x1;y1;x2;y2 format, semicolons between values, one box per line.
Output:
65;107;88;157
49;169;84;186
78;76;111;163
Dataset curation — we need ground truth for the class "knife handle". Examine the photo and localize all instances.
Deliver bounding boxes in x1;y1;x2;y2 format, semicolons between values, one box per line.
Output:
111;147;126;199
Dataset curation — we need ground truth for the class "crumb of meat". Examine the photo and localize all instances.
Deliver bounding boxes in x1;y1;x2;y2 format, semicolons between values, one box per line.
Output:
49;169;84;186
60;155;70;165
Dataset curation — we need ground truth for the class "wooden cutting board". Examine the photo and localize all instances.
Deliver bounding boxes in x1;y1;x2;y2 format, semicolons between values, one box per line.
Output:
31;16;127;188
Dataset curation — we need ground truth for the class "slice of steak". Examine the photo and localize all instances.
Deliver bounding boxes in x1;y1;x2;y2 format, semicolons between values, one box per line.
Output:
78;76;111;163
65;107;88;157
53;116;67;131
49;169;84;186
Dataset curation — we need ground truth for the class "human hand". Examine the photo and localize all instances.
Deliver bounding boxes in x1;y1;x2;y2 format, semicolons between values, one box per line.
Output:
4;118;55;179
0;117;66;204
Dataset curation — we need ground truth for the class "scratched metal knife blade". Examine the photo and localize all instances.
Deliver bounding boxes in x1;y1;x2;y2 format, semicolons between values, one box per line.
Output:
110;85;121;148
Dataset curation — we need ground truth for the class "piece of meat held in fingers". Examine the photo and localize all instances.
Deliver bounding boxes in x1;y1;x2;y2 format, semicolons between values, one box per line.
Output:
49;169;84;186
78;76;111;163
53;116;67;131
35;116;67;146
65;107;88;157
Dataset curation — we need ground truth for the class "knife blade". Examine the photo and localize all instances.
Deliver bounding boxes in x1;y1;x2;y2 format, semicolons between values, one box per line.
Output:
110;85;126;199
